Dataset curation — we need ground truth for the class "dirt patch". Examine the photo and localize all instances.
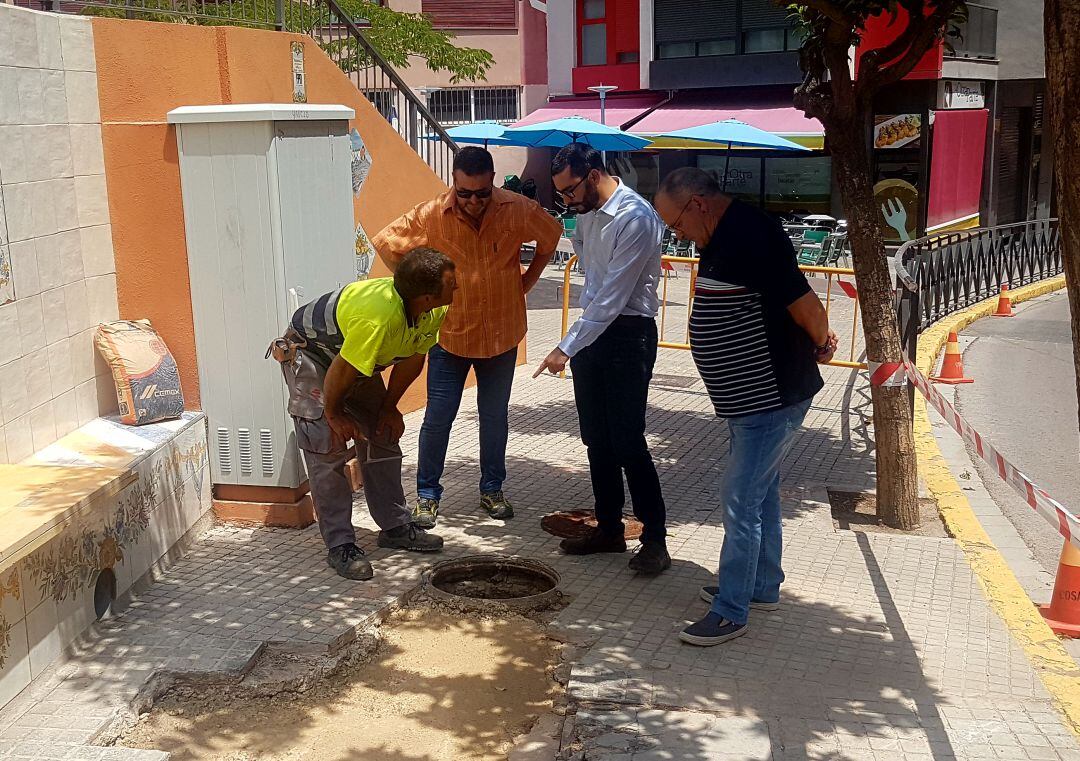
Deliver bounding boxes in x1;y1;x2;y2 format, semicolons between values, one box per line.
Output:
828;490;948;537
119;608;562;761
540;510;643;541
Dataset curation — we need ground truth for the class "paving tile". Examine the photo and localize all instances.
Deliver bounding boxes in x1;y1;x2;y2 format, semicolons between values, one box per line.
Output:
0;275;1072;759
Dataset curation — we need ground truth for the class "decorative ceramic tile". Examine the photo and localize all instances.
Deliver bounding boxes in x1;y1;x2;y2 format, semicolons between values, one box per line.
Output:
0;244;12;305
25;597;60;678
0;619;30;708
23;478;154;605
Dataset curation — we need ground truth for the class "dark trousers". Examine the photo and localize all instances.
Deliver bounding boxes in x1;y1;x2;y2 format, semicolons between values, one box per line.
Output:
570;316;666;543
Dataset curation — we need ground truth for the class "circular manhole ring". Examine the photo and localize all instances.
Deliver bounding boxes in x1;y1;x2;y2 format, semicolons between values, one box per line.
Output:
422;555;562;613
540;510;643;541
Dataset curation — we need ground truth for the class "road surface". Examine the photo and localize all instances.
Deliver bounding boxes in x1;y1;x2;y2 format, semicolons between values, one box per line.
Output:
955;290;1079;574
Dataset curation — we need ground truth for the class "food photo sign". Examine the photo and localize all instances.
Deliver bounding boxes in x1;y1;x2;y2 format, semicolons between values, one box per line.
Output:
873;114;922;150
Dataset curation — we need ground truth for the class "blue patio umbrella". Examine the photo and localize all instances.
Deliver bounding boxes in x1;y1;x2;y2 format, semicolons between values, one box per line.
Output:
502;116;651;151
651;119;809;191
424;121;515;148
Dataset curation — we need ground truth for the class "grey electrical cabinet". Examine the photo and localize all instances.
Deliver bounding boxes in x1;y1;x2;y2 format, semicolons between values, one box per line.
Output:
168;104;357;489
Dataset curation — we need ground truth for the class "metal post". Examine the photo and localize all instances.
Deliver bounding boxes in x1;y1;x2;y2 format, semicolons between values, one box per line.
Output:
275;0;284;30
588;84;618;167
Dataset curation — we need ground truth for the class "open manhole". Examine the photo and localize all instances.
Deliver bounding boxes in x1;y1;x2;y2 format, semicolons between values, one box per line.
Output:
541;510;643;541
423;555;561;613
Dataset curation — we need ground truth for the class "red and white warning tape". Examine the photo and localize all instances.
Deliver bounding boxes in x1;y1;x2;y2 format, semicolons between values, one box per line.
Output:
869;357;1080;550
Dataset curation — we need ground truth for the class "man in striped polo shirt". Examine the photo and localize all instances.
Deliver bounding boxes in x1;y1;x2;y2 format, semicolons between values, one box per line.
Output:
654;168;837;646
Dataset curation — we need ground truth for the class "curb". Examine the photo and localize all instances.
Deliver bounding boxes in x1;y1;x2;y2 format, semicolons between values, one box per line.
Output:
911;275;1080;737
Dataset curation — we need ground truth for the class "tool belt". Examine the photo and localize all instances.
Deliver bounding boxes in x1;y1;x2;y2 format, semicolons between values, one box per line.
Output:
266;328;326;422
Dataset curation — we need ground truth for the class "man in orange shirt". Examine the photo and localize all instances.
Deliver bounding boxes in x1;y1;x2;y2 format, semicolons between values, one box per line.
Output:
372;147;562;527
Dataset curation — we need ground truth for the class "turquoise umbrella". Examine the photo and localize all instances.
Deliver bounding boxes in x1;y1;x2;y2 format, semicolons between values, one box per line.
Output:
502;116;651;151
650;119;809;191
424;121;515;148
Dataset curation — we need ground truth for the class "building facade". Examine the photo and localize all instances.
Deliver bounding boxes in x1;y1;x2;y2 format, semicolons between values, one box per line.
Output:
535;0;1052;236
388;0;549;185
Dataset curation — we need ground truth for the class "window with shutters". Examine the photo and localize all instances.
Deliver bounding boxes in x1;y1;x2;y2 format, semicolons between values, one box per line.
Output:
421;0;516;29
654;0;800;58
425;87;521;125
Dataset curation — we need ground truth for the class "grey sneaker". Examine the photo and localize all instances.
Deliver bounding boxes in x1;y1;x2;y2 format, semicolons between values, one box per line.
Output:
327;543;374;581
413;497;439;529
480;491;514;519
377;523;444;552
699;586;780;611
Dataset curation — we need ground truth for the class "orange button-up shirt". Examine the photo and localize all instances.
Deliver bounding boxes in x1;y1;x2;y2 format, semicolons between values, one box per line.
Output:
371;187;563;359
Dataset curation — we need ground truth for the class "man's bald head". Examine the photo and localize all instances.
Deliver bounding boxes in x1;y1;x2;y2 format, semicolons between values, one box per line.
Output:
654;167;729;249
656;167;724;205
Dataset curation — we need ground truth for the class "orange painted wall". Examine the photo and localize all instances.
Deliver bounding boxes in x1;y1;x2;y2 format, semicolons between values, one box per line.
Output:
91;20;447;411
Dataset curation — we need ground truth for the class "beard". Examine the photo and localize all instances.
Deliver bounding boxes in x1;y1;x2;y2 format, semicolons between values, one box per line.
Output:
570;181;601;214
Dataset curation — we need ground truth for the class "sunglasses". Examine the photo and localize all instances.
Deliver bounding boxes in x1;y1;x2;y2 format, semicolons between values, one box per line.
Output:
455;186;493;199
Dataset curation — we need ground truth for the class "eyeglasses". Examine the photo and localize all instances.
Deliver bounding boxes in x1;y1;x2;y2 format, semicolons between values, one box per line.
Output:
455;186;493;199
554;171;593;201
667;196;694;233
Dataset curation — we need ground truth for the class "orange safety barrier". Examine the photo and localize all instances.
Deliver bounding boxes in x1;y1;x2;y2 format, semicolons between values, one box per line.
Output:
559;255;867;370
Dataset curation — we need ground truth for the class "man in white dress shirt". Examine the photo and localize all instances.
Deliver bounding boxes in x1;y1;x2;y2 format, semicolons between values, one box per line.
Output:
534;143;670;575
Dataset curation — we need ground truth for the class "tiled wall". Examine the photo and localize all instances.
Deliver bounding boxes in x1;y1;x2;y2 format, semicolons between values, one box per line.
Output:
0;4;119;465
0;415;211;708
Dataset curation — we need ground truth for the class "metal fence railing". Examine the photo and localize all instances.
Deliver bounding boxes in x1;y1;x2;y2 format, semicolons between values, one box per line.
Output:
893;219;1063;360
560;255;867;372
14;0;459;184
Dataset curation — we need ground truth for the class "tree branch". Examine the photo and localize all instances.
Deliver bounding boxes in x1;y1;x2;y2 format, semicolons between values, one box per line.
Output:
857;0;962;97
794;0;856;27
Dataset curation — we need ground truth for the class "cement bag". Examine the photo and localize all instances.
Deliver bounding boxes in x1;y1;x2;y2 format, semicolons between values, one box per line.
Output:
94;320;184;426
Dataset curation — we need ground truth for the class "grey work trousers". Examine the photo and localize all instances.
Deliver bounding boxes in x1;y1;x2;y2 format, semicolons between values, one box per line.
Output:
292;373;411;550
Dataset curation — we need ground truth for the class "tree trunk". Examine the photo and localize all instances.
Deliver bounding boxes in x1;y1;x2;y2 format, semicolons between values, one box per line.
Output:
827;119;921;529
1045;0;1080;443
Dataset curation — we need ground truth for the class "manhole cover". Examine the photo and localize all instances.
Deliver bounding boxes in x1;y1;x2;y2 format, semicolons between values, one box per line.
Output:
540;510;643;540
423;555;561;613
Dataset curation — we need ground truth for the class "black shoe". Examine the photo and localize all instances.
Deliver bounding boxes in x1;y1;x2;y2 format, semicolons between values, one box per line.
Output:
327;543;374;581
628;541;671;575
559;527;627;555
377;522;444;552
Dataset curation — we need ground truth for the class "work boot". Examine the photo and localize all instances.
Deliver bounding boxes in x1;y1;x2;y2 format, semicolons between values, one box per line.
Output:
327;543;374;581
480;491;514;520
412;497;440;529
559;526;627;555
628;541;671;575
377;522;444;552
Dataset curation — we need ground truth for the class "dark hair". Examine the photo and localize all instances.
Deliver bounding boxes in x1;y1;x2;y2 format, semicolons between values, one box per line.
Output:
657;167;723;200
453;146;495;176
551;142;605;179
394;247;455;300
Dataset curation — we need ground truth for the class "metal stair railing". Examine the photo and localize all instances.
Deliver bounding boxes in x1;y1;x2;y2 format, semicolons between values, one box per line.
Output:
13;0;459;183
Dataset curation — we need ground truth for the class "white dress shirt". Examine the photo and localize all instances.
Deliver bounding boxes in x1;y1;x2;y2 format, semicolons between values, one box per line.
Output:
558;180;664;357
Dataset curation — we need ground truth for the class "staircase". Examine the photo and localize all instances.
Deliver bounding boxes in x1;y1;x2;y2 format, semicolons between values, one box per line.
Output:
14;0;460;183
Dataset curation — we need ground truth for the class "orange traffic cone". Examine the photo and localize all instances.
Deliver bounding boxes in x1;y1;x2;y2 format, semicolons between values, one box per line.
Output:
930;331;974;384
992;284;1015;317
1040;540;1080;637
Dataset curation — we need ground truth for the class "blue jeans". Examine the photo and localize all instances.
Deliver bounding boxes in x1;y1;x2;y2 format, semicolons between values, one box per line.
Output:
710;399;812;625
417;344;517;501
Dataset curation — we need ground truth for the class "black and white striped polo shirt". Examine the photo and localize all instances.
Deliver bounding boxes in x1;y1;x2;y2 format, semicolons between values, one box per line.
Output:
689;200;824;418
